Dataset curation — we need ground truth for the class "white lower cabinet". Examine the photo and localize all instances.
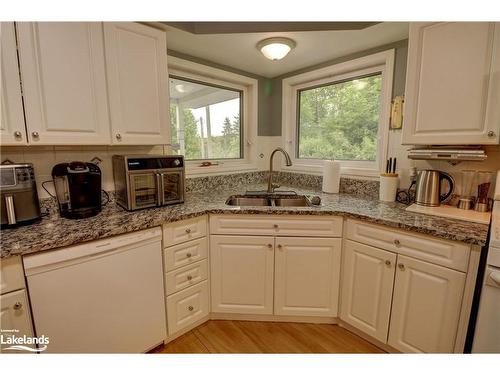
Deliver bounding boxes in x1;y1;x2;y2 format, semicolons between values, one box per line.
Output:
210;235;275;314
166;281;209;336
340;240;396;342
274;237;341;317
388;255;466;353
0;290;35;352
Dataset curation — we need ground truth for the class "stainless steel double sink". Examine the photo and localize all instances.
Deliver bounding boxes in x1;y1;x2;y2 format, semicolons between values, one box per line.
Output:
225;194;319;207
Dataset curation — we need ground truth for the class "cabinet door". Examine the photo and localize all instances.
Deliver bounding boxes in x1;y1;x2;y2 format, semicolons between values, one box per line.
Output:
0;289;35;352
1;23;27;145
16;22;111;145
166;281;209;336
104;22;170;145
340;240;396;343
274;237;341;317
210;235;275;314
388;255;466;353
403;22;500;145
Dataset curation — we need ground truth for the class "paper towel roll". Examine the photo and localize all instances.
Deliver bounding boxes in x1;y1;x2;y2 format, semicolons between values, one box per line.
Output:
322;160;340;194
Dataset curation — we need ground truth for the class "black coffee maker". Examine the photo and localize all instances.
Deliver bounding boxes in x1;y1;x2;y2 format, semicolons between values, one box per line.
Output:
52;162;102;219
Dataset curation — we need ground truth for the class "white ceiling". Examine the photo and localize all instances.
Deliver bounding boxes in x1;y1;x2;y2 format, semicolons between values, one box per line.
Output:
164;22;409;78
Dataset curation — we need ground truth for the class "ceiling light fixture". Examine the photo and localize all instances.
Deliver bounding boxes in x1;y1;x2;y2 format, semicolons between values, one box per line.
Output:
257;37;296;61
175;84;189;93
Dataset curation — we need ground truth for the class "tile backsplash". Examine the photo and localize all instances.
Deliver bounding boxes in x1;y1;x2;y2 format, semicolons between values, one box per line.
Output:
0;145;168;198
2;132;500;201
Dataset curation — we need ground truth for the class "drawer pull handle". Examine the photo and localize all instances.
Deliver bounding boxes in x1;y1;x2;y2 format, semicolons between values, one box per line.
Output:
267;244;273;248
398;263;405;271
385;260;391;266
393;239;401;246
185;228;191;234
186;253;192;258
277;244;283;250
488;131;495;138
188;305;194;311
187;275;193;281
13;302;22;310
273;224;279;229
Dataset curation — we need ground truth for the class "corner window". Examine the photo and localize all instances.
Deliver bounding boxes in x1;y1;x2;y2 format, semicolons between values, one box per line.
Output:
297;74;382;161
169;77;243;160
282;50;395;177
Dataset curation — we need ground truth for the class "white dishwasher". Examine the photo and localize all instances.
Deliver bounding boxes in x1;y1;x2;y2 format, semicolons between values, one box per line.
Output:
24;227;167;353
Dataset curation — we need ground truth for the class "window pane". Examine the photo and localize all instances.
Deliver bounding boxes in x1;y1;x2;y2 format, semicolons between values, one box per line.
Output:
297;74;382;161
169;77;242;160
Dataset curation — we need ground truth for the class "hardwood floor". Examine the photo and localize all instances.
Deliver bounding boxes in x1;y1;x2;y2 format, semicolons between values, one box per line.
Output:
151;320;385;354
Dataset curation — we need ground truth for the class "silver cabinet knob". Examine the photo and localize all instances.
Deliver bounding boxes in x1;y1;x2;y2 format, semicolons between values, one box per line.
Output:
385;260;391;266
14;131;22;139
188;305;194;311
267;243;273;248
488;131;495;138
187;275;193;281
185;228;191;234
393;239;401;246
398;263;405;271
32;131;39;139
186;252;192;258
115;133;122;140
13;302;22;310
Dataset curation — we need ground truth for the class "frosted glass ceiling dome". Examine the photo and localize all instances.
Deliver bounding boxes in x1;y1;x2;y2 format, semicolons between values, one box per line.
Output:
257;37;296;61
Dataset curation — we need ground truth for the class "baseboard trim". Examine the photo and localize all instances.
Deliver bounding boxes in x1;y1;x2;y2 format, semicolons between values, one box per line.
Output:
338;320;397;353
210;312;338;324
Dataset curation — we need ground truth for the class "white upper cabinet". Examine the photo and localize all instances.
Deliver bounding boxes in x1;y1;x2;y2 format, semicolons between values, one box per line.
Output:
274;237;341;317
403;22;500;145
388;255;466;353
1;22;28;145
16;22;111;145
104;22;170;145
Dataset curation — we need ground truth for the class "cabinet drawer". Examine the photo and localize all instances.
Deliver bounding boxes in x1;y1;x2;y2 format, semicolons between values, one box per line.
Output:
0;289;34;352
163;216;207;247
345;219;470;272
210;214;343;237
165;259;208;296
166;280;209;336
1;256;25;295
164;237;208;272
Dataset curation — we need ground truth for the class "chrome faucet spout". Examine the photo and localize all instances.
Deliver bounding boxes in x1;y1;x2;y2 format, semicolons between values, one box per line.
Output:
267;148;292;193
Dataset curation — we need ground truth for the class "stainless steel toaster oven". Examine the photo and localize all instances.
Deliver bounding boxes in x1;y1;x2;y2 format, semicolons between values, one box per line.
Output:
112;155;185;211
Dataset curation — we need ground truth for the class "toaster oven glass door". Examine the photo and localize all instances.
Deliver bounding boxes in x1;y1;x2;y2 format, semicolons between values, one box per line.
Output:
161;172;184;204
130;174;159;209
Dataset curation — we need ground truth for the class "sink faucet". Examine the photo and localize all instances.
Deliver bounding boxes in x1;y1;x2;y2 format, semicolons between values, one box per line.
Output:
267;147;292;193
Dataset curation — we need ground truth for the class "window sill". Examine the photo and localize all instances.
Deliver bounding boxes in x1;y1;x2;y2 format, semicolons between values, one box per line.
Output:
185;160;259;177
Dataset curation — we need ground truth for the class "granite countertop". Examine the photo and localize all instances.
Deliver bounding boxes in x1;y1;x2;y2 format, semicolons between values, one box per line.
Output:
0;183;490;259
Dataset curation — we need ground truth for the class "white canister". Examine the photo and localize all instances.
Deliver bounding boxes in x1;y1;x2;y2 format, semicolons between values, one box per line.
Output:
379;174;399;202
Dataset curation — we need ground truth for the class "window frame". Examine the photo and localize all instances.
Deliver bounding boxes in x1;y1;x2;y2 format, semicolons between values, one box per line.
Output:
168;56;258;176
281;50;395;178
